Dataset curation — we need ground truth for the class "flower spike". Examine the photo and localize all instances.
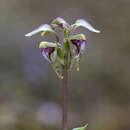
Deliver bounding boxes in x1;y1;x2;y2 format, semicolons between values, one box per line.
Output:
25;17;100;130
25;17;100;77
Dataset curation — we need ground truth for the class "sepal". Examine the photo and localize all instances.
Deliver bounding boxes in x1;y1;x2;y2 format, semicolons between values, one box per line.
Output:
39;41;57;48
51;17;69;30
69;34;86;40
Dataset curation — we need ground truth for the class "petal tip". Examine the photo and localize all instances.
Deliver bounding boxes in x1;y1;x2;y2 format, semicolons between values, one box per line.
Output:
94;29;101;33
25;33;31;37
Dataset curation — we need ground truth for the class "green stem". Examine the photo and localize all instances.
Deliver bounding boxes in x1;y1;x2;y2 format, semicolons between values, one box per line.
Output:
62;67;68;130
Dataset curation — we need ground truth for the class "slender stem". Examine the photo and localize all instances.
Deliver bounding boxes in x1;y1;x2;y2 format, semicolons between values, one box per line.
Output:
62;67;68;130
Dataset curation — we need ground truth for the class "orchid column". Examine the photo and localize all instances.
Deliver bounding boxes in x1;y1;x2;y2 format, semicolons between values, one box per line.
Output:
25;17;100;130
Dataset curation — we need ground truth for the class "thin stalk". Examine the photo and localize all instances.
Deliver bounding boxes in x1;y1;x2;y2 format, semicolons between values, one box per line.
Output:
62;67;68;130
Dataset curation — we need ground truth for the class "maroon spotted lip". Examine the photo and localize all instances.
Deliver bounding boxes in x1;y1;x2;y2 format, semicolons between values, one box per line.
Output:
71;39;87;53
41;47;55;61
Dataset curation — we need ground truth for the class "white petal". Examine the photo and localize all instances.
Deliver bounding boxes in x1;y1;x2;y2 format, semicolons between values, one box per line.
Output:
75;19;100;33
25;24;54;37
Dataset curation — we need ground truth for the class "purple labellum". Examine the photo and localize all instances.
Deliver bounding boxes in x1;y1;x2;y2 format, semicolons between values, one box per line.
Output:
71;39;87;53
41;47;55;61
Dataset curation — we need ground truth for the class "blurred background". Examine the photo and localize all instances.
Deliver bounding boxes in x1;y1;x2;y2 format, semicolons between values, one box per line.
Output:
0;0;130;130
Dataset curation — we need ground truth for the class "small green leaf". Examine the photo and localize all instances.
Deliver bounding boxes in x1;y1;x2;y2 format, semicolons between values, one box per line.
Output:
72;124;88;130
69;34;86;40
25;24;55;37
57;47;64;66
69;19;100;33
39;41;57;48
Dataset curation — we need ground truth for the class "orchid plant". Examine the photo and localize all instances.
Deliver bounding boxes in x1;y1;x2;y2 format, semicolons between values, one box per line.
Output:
25;17;100;130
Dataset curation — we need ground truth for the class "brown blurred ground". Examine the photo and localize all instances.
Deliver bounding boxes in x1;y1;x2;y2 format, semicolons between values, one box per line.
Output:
0;0;130;130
